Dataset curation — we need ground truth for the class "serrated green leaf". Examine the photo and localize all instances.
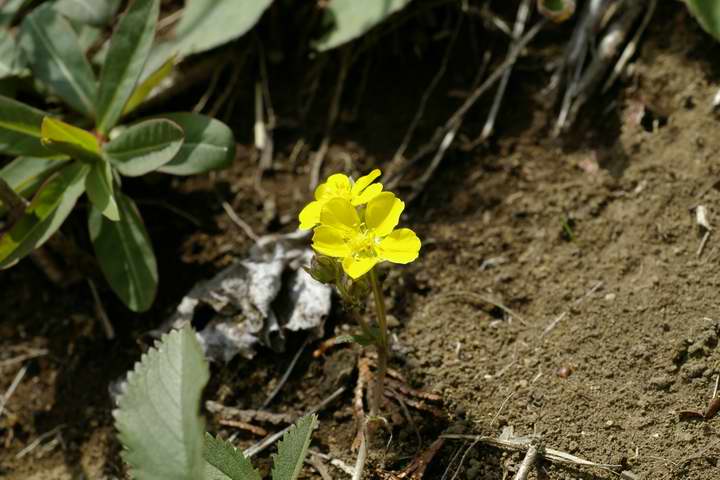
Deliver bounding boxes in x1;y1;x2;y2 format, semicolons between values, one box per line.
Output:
204;434;261;480
19;4;97;118
0;95;55;157
123;54;175;115
103;119;184;177
154;113;235;176
54;0;121;27
271;415;318;480
41;117;101;163
89;193;157;311
316;0;413;51
0;162;89;268
114;325;208;479
96;0;159;133
85;160;119;221
0;156;69;214
686;0;720;40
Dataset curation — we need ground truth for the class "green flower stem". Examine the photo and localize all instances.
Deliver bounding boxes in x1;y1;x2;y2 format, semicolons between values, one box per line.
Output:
369;267;388;417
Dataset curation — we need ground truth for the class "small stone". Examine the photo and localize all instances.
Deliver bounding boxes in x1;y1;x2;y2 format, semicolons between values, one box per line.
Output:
385;315;400;328
605;293;616;301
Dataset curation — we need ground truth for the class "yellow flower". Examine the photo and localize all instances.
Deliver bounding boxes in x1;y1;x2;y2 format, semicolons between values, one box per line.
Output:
298;169;383;230
311;192;421;279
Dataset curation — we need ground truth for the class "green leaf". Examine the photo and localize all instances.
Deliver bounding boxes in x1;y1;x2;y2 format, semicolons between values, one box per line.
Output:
89;193;157;311
204;434;261;480
0;156;69;213
316;0;413;51
54;0;121;27
686;0;720;40
114;326;208;479
174;0;273;56
0;0;31;27
85;160;119;221
19;4;98;118
0;29;24;79
103;119;184;177
41;117;101;162
95;0;159;133
154;113;235;176
271;415;318;480
0;162;89;268
0;95;55;157
123;55;175;115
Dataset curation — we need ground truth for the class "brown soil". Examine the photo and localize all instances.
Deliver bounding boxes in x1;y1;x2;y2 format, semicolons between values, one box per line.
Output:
3;3;720;479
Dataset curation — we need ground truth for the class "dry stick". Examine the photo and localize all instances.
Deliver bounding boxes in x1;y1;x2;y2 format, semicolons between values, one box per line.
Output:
0;365;27;418
244;386;345;458
219;198;260;242
389;14;463;174
480;0;532;141
310;449;356;477
601;0;657;93
88;279;115;340
0;349;48;369
561;2;644;133
210;58;244;119
352;423;369;480
306;454;334;480
16;425;64;459
513;443;539;480
262;336;310;408
441;434;621;472
449;438;480;480
389;18;548;193
193;64;224;113
309;47;352;191
541;281;604;337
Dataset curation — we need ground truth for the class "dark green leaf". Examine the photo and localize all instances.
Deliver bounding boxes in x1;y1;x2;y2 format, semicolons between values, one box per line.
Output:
0;162;88;268
41;116;101;163
0;0;31;27
0;156;69;213
54;0;121;27
686;0;720;40
95;0;159;133
271;415;318;480
103;119;184;177
114;326;208;479
19;4;97;118
316;0;413;51
85;160;119;221
174;0;273;56
0;95;54;157
204;434;261;480
155;113;235;175
123;55;175;115
89;193;157;311
0;29;24;79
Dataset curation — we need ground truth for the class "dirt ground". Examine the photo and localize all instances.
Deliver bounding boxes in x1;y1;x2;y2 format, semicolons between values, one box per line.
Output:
3;3;720;479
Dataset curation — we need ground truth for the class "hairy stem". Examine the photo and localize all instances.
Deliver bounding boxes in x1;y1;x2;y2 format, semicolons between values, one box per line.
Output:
369;268;388;417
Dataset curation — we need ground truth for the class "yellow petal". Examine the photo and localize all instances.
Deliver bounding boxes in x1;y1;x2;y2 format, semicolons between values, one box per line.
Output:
376;228;421;264
315;173;351;200
298;200;322;230
320;198;360;232
342;255;379;279
351;183;383;206
350;168;381;197
312;226;351;258
365;192;404;237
